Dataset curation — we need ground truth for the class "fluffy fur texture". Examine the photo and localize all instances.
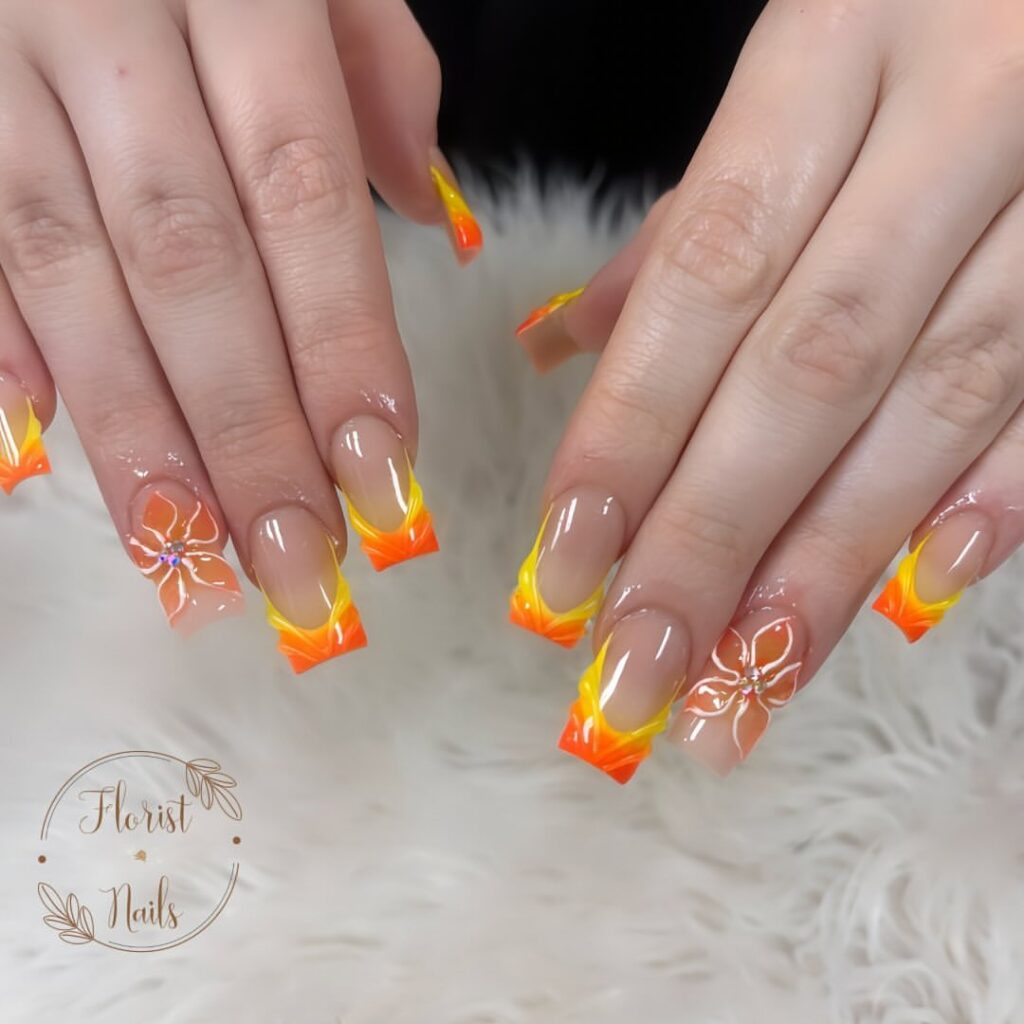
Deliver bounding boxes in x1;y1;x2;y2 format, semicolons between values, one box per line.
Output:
2;182;1022;1023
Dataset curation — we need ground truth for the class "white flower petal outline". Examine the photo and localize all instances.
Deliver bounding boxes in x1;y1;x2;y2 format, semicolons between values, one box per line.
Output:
710;627;746;680
750;616;795;675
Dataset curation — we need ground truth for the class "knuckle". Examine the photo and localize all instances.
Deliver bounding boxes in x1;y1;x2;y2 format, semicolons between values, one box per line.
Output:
768;281;887;406
655;174;774;310
289;304;391;375
120;190;245;294
654;498;748;575
241;133;353;228
910;317;1024;433
0;196;98;284
197;388;302;469
587;370;680;455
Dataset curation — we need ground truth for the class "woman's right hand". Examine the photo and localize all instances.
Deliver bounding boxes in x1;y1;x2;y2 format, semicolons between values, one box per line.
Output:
0;0;481;672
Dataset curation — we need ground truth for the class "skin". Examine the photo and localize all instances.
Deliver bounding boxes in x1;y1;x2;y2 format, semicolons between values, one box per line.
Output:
545;0;1024;749
0;0;446;583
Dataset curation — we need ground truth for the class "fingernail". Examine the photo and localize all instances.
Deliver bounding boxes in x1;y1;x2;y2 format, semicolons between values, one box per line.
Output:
0;373;50;495
128;483;245;637
559;609;689;784
669;609;807;776
873;510;994;643
509;487;625;648
514;288;586;374
330;416;439;572
251;506;366;674
429;153;483;265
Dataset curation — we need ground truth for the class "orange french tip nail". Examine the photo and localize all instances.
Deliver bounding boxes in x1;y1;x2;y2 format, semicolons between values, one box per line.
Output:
0;400;51;495
347;466;440;573
430;166;483;265
508;511;602;648
872;539;961;644
265;563;367;674
557;640;670;784
515;288;586;337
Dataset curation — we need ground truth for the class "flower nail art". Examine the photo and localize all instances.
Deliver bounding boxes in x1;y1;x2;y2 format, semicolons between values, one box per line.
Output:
129;490;244;636
0;391;50;495
558;637;673;784
345;463;439;572
682;615;802;763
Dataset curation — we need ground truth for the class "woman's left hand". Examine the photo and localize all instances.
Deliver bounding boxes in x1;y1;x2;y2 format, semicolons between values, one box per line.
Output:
511;0;1024;780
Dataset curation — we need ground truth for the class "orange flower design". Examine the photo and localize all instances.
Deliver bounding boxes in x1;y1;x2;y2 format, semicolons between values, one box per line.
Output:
683;616;802;761
129;491;243;633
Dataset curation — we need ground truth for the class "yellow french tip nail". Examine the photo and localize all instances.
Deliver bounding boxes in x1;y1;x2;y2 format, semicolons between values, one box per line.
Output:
346;464;439;572
508;510;603;648
515;288;585;337
430;165;483;265
558;638;671;784
263;554;367;674
873;538;965;643
0;393;51;495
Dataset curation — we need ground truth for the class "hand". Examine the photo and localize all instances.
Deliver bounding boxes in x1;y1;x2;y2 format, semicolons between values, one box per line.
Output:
0;0;481;671
511;0;1024;780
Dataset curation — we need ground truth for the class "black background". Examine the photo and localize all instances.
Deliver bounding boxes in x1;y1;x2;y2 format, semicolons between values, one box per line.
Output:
408;0;769;200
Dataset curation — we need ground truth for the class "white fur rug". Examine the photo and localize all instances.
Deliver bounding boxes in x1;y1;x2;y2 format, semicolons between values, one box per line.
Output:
2;181;1023;1024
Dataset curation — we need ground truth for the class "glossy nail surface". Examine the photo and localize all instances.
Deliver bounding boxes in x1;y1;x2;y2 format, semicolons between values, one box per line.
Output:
330;416;438;571
128;484;244;637
509;488;624;647
559;610;689;784
873;510;993;643
430;161;483;265
671;609;807;776
251;506;366;674
0;374;50;495
515;288;585;374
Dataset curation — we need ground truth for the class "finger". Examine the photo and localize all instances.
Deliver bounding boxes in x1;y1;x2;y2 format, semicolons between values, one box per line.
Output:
0;270;54;494
510;2;883;647
0;54;244;635
38;3;364;668
514;190;674;373
669;186;1024;775
575;63;1024;773
188;0;439;572
327;0;451;226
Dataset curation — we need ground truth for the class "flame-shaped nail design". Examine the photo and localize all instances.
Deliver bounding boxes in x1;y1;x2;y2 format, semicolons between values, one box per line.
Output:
430;166;483;264
515;288;585;337
558;638;671;784
263;551;367;674
509;511;603;648
0;397;50;495
345;463;439;572
872;538;963;643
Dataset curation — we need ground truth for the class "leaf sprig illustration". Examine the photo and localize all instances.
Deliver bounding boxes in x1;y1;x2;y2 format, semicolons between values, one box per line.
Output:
184;759;242;821
38;883;95;945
